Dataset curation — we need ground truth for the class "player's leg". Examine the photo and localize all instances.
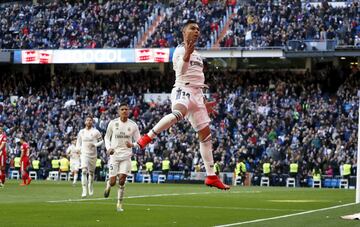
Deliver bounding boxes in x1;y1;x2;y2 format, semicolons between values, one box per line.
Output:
104;158;119;198
87;158;96;196
71;160;79;185
26;161;32;185
116;174;127;212
0;153;5;187
198;126;229;190
137;87;189;149
73;170;78;185
20;159;29;186
116;159;131;212
189;93;229;190
81;158;88;197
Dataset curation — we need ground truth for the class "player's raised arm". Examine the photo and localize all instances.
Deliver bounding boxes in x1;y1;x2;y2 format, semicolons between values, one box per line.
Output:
173;47;190;75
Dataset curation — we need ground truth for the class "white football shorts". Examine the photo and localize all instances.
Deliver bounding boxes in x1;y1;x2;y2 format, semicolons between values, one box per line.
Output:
170;86;210;132
80;156;97;173
108;156;131;177
70;159;80;172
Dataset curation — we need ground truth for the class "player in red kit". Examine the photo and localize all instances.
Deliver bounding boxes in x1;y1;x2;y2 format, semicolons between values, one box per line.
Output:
0;123;7;187
20;137;31;186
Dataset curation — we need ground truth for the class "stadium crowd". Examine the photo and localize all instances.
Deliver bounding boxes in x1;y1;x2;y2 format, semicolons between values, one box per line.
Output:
0;0;162;49
221;0;360;48
0;0;359;49
0;63;358;185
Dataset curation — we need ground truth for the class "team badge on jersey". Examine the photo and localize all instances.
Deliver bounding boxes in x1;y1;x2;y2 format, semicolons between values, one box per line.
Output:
115;123;119;127
128;128;130;132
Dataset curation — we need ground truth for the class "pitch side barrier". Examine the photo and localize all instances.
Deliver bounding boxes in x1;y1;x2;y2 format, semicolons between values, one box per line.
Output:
8;45;360;65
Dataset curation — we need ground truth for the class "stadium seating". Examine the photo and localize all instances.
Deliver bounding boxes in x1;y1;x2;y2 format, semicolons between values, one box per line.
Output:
286;178;296;188
339;179;349;189
48;171;59;181
324;179;332;188
0;1;358;49
331;179;340;188
68;172;74;181
142;174;151;183
29;171;37;180
10;170;20;180
157;174;166;184
126;174;135;183
260;177;269;187
234;176;243;186
312;179;321;188
59;172;68;181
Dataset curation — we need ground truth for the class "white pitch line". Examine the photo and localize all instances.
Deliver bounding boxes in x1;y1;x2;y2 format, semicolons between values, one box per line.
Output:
120;203;306;212
214;202;356;227
72;202;305;212
47;191;261;203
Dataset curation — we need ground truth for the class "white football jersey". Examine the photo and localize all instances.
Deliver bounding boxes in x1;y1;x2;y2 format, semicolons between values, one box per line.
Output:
105;118;140;160
172;44;205;87
66;144;80;161
76;127;103;158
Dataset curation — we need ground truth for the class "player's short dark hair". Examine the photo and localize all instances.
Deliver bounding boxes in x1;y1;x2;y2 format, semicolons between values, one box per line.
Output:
119;102;128;108
182;19;198;31
86;115;93;120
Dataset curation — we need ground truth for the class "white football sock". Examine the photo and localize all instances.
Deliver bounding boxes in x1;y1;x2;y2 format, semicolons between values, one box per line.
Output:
81;171;88;195
88;172;94;195
73;173;78;184
117;185;125;205
106;180;111;190
200;138;215;176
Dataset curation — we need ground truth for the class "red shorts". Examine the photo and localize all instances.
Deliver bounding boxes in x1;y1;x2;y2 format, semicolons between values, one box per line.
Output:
0;152;6;167
21;157;30;172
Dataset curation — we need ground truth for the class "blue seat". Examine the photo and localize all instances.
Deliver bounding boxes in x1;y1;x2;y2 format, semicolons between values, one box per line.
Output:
324;179;331;188
152;175;158;183
173;175;180;181
331;179;339;188
167;174;174;181
136;174;143;182
307;179;313;187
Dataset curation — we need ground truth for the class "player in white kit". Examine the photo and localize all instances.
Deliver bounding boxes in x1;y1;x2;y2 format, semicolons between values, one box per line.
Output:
66;138;80;185
76;116;104;198
103;103;141;212
137;20;229;190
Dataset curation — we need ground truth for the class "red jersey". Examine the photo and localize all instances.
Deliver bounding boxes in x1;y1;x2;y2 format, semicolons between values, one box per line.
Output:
0;132;6;154
21;142;30;158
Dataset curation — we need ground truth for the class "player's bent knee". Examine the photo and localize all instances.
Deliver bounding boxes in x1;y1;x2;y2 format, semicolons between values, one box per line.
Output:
109;177;116;186
199;133;212;143
171;110;184;123
82;169;88;175
173;104;187;117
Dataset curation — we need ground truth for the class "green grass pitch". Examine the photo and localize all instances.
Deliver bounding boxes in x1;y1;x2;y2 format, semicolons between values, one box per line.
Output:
1;180;360;227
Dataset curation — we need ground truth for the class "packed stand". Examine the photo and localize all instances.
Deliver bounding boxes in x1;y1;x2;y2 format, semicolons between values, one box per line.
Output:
144;0;227;48
0;65;359;185
0;0;160;49
221;1;360;48
0;0;359;49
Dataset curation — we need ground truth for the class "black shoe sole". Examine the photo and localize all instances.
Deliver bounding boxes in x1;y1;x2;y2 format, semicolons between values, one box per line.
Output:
104;189;110;198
